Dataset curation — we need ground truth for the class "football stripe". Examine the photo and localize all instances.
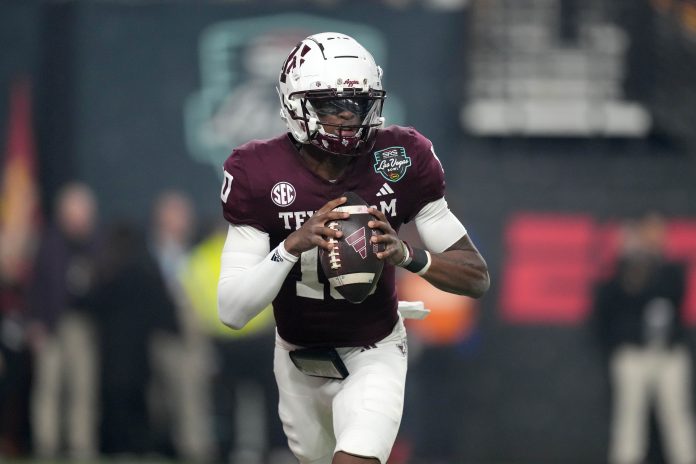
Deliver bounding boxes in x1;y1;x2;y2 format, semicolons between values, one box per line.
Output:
329;272;375;287
334;205;370;214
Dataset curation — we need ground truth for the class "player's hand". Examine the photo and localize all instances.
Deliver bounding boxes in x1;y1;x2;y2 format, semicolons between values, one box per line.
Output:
368;206;406;265
284;196;349;257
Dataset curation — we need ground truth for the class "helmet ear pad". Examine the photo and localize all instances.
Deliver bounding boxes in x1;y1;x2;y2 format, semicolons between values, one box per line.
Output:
307;117;319;133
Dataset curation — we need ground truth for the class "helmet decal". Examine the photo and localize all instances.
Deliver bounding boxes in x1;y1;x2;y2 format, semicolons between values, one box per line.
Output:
280;43;311;84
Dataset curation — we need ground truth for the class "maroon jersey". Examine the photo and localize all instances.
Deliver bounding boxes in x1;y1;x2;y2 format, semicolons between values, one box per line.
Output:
221;125;446;347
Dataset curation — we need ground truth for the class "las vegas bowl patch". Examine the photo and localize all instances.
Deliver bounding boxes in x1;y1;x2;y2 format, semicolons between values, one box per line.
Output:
373;146;412;182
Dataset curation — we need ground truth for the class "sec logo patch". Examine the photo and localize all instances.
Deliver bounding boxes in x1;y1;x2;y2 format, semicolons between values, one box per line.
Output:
271;182;296;207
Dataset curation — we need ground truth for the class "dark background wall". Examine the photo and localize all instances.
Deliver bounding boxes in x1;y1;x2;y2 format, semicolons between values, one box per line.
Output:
15;1;467;223
2;0;696;462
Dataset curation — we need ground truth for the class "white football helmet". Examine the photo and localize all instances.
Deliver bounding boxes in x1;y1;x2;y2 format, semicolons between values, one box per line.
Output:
277;32;386;156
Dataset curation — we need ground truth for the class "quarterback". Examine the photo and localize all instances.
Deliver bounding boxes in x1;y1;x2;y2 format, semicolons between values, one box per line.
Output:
217;32;489;464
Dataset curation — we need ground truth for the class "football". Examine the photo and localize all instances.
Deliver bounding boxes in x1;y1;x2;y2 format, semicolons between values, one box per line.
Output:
319;191;385;304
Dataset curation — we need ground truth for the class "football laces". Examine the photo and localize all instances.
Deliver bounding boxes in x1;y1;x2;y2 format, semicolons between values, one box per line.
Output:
327;222;341;270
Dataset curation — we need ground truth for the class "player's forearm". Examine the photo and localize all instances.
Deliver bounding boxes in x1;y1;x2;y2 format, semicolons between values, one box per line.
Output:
410;199;489;297
217;241;298;329
421;249;490;298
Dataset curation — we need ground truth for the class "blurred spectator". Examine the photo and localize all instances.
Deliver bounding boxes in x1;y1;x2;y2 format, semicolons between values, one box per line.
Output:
148;190;215;462
92;222;178;456
181;224;286;464
27;182;101;460
593;212;696;464
0;258;32;458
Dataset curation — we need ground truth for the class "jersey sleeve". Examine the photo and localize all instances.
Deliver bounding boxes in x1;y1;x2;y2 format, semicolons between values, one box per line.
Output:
403;127;446;223
220;150;267;233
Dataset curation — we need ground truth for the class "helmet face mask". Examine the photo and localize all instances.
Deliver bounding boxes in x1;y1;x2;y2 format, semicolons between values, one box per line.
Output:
308;96;378;120
277;33;386;157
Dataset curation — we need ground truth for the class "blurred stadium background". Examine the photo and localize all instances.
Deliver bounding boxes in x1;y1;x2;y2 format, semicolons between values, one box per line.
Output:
2;0;696;463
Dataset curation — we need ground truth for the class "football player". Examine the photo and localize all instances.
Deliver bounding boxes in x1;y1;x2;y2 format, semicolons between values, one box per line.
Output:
217;32;490;464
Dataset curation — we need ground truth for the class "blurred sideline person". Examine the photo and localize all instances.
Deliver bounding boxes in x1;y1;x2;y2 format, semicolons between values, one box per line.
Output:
92;222;178;456
182;223;286;464
148;191;214;462
0;248;32;457
216;33;489;464
593;213;696;464
27;182;101;460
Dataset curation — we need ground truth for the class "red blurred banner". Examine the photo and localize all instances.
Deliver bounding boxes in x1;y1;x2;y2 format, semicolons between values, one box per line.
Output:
501;213;696;325
0;77;41;284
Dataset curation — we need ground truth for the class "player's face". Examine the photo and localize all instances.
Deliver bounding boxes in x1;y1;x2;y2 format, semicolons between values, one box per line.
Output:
309;98;376;136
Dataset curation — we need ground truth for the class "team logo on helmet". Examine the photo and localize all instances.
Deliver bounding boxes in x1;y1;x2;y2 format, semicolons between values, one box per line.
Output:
280;43;311;84
373;146;412;182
